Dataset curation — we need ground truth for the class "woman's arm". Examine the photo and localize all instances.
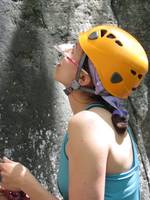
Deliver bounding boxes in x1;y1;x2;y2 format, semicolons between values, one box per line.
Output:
67;111;110;200
0;158;59;200
22;171;58;200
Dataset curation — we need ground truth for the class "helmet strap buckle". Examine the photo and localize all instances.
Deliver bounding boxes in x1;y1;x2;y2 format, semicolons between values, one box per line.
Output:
71;80;81;90
63;80;81;96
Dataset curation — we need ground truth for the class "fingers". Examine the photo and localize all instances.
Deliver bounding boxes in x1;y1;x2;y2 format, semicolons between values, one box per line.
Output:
0;159;3;163
2;157;13;164
0;158;14;172
0;163;4;171
0;171;5;183
0;185;5;192
0;159;4;172
0;172;9;189
0;173;2;183
0;157;14;164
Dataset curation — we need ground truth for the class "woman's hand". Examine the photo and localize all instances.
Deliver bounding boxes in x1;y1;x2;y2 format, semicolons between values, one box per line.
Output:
0;158;58;200
0;157;28;191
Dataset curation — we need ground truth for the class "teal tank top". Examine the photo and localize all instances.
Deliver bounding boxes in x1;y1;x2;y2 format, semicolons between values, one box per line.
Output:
57;103;140;200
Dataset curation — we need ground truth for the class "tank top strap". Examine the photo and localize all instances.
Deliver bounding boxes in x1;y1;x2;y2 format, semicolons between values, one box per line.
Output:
85;102;109;111
127;127;139;167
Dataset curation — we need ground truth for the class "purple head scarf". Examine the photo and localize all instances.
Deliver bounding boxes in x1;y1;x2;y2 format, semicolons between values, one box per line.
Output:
88;59;129;122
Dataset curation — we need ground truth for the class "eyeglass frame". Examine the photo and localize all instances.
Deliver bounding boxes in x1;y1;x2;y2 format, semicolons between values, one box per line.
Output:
54;44;79;67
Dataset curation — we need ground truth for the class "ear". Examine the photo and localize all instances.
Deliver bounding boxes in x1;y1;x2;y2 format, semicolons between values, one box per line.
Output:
78;70;92;86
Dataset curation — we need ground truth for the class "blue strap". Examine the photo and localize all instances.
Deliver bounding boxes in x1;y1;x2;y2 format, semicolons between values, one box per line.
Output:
85;103;107;111
127;127;139;167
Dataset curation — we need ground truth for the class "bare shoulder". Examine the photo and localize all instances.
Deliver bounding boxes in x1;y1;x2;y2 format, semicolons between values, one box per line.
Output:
68;109;113;139
67;110;112;158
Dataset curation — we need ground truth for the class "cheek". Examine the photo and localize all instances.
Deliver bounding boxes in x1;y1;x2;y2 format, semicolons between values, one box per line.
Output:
54;59;77;85
63;58;77;74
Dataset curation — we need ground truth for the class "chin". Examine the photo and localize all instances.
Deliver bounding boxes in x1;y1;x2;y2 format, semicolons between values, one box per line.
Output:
54;74;65;85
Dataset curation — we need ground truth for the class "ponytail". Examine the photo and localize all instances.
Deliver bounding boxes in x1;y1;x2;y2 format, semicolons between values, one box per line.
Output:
111;109;129;134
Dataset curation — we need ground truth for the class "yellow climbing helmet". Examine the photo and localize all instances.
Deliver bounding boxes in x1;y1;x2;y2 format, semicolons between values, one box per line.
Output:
79;24;149;99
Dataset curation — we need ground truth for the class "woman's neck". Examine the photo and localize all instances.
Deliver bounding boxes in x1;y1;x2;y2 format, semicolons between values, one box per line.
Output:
68;91;96;114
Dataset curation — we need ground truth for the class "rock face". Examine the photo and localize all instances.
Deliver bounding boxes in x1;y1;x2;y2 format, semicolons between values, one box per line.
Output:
0;0;149;199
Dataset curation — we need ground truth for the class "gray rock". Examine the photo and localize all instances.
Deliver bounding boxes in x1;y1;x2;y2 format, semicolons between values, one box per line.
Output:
0;0;149;199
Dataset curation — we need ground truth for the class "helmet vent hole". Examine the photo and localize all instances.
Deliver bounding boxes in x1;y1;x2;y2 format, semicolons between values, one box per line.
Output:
132;87;137;91
88;31;99;40
115;40;123;46
107;33;116;39
138;74;143;79
131;70;136;75
111;72;123;83
101;29;107;37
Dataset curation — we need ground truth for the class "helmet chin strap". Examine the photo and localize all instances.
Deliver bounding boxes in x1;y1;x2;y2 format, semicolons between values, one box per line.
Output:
64;53;95;95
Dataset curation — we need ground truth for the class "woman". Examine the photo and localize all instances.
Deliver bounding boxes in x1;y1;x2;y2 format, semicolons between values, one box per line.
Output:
0;24;148;200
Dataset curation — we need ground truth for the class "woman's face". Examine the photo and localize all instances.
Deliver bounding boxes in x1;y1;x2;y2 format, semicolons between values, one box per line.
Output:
54;42;83;87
